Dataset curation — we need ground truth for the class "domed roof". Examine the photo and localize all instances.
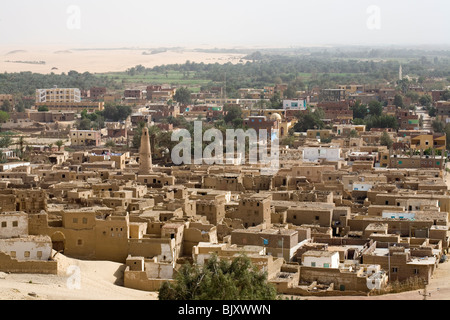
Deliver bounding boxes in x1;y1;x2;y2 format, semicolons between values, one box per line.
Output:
270;113;282;121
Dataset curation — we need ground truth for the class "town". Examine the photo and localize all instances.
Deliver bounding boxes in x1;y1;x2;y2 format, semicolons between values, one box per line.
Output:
1;59;450;300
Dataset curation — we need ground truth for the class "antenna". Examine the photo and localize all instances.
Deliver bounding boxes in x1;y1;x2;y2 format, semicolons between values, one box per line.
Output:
223;71;227;102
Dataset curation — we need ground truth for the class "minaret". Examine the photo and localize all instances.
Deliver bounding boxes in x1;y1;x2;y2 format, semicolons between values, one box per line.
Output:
399;64;403;81
139;127;152;174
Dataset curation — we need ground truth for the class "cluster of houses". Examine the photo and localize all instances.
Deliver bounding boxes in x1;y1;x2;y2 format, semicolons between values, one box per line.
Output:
0;82;449;297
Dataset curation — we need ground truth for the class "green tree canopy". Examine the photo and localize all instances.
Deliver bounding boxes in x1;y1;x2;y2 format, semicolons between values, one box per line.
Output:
351;101;368;119
0;111;10;123
364;115;399;131
368;100;383;117
292;108;325;132
0;136;13;148
393;94;404;108
224;105;243;125
380;131;393;149
1;100;12;112
55;140;64;151
159;254;277;300
174;87;192;105
419;95;432;107
102;105;132;122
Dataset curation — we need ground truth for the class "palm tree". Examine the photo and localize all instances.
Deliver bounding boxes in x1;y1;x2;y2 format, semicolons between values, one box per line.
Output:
55;140;64;151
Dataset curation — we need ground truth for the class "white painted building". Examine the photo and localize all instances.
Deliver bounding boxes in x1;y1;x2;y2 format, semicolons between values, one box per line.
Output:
302;251;340;268
0;162;31;172
36;87;81;103
283;99;307;110
303;147;342;162
353;183;373;191
382;212;416;220
0;212;28;239
0;235;52;261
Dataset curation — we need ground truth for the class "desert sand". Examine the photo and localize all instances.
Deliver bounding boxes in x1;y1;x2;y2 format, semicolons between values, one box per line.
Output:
0;251;157;300
0;46;246;74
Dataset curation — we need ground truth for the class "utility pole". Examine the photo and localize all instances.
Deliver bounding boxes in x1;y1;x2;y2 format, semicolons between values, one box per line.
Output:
419;282;431;300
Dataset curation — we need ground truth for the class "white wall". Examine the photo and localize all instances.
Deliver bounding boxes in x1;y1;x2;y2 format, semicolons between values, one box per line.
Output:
145;261;174;279
0;213;28;239
353;183;373;191
303;148;341;162
303;252;340;268
0;237;52;261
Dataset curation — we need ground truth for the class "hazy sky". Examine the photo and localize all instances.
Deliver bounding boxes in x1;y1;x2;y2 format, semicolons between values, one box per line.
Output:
0;0;449;48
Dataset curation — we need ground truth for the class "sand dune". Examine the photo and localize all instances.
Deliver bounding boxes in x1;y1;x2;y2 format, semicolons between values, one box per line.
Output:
0;46;246;74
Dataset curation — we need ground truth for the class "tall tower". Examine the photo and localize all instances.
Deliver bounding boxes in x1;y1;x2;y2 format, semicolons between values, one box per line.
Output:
399;64;403;81
139;127;152;174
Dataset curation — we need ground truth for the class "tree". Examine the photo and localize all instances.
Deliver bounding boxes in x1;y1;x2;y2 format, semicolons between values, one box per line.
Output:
368;100;383;117
393;95;404;108
281;135;296;148
105;140;116;149
174;87;192;105
55;140;64;151
269;92;283;109
419;95;432;107
284;85;297;99
16;136;26;158
159;254;277;300
292;108;325;133
364;115;398;131
428;106;437;117
38;105;49;112
102;105;132;122
224;105;243;124
351;101;368;119
380;131;393;149
443;90;450;101
406;91;420;104
348;129;359;138
78;118;92;130
1;100;12;112
432;120;445;133
0;136;12;148
0;111;10;123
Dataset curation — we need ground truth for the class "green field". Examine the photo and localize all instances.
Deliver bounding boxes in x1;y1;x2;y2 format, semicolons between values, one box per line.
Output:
96;71;210;91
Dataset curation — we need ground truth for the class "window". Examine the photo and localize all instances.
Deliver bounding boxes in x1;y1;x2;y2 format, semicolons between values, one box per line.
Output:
315;216;320;221
73;218;78;224
82;218;88;224
311;262;316;267
12;221;18;227
1;222;6;228
77;239;83;246
24;251;30;258
414;269;420;275
10;251;16;258
392;267;398;273
324;263;330;268
37;251;42;259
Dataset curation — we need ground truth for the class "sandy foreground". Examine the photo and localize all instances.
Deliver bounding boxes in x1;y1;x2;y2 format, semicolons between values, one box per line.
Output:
0;252;157;300
0;46;246;74
1;251;449;301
